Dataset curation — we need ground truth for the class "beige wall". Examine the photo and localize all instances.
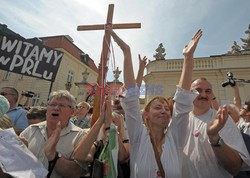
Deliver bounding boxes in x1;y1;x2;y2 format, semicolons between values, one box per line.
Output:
0;48;97;106
144;54;250;106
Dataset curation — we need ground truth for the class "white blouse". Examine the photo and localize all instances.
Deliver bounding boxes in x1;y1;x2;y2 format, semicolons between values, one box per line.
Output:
121;86;198;178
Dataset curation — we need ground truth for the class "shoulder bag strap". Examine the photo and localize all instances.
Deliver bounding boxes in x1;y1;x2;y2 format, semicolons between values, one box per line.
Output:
149;132;166;178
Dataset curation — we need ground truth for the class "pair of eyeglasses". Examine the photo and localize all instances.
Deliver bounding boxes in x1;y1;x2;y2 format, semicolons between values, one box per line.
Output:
0;92;16;96
48;103;72;109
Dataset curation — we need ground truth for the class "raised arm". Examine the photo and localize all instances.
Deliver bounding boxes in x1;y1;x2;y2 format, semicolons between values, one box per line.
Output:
73;97;109;162
179;29;202;90
109;30;135;87
232;83;242;110
111;113;130;162
102;98;129;162
136;54;147;87
109;28;143;145
173;30;202;142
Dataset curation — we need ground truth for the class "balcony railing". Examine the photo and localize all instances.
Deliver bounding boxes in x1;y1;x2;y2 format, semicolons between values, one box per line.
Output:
147;57;217;73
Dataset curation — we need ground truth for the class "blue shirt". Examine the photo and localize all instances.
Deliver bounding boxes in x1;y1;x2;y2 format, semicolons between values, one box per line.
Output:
6;106;28;130
70;116;90;129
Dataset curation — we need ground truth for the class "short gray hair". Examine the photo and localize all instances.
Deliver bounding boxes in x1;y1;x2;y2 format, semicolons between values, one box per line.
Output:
48;90;76;108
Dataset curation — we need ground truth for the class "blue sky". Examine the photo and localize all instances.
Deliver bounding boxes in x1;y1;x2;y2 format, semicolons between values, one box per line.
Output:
1;0;250;82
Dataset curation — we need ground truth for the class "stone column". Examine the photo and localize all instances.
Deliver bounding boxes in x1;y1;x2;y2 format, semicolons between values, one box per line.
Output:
75;69;90;102
75;81;88;102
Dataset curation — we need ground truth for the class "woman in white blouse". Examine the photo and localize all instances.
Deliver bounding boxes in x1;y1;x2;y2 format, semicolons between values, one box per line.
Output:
110;27;202;178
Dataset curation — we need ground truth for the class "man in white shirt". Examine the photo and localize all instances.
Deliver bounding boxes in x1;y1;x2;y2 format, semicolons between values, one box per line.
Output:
182;78;250;178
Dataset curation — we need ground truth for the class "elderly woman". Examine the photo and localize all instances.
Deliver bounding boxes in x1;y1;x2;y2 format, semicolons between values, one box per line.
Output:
110;27;202;178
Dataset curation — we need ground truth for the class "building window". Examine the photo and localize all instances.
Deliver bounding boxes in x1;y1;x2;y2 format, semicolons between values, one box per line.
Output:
67;70;74;83
3;71;11;80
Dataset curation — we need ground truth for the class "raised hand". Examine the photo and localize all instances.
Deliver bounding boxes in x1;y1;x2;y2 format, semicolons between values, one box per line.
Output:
179;29;203;90
112;113;122;132
106;24;135;85
183;29;203;59
207;105;228;142
98;96;112;125
138;54;147;70
136;54;147;87
105;25;130;52
44;121;61;161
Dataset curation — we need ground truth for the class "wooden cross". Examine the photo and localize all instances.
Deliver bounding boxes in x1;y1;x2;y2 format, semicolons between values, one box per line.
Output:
77;4;141;126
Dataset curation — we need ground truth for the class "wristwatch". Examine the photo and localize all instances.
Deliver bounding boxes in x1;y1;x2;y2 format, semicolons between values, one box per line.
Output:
210;137;224;147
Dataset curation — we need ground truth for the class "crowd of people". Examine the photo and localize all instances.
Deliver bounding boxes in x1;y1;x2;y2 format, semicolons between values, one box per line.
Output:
1;27;250;178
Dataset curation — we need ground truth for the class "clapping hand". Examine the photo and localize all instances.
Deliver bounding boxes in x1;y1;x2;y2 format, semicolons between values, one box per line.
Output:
99;96;112;125
44;121;61;161
207;105;228;143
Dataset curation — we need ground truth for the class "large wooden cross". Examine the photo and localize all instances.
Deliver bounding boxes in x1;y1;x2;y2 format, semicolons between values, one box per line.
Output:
77;4;141;126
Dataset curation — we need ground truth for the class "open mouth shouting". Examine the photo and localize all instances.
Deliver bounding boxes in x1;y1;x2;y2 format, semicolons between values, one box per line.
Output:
51;112;60;118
